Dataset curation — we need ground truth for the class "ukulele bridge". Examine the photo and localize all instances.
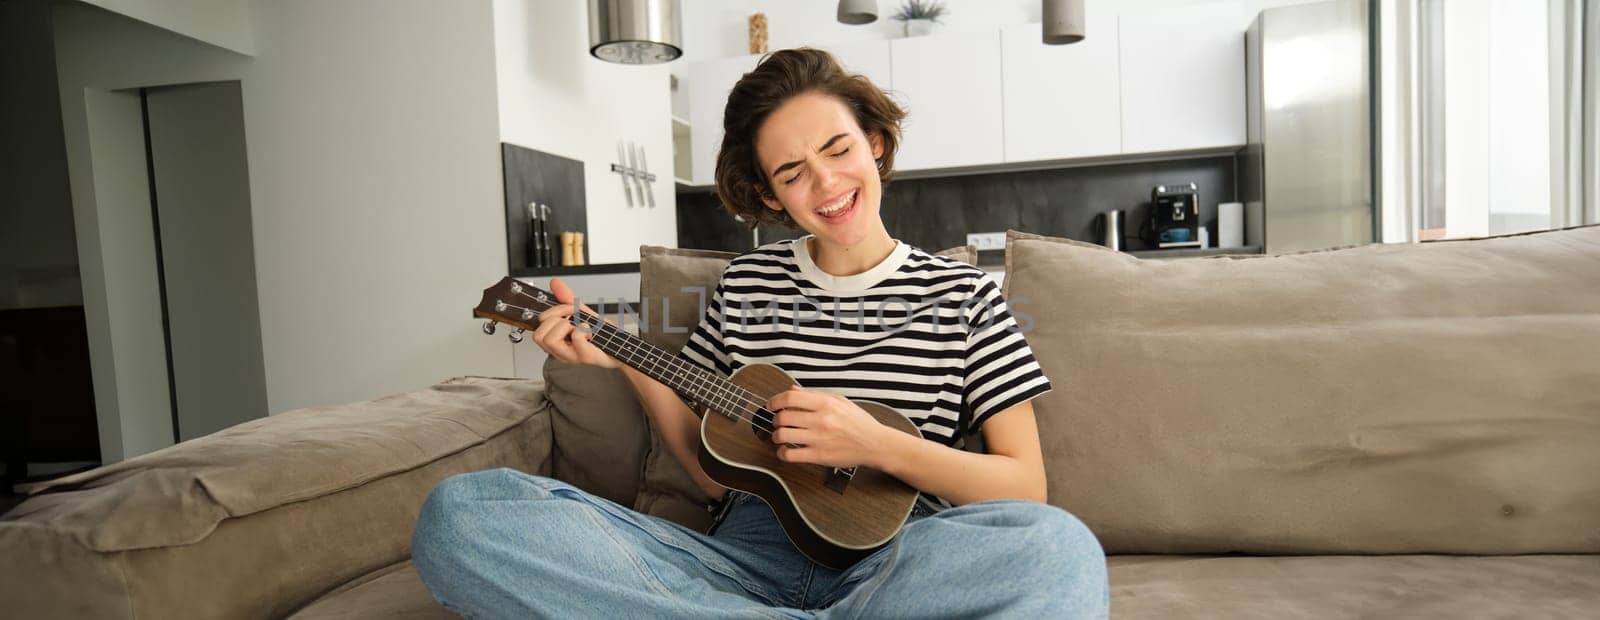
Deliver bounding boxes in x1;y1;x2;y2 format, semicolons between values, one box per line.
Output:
824;466;856;494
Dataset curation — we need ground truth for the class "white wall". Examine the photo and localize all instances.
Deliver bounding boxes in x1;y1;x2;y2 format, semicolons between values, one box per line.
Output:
54;0;515;459
492;0;679;265
78;0;255;55
246;0;511;414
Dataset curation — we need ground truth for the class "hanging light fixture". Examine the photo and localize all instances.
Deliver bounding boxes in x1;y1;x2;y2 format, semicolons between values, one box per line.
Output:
1042;0;1085;45
837;0;879;25
589;0;683;65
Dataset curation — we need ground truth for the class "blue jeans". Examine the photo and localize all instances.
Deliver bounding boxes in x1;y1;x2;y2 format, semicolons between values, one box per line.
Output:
411;468;1108;619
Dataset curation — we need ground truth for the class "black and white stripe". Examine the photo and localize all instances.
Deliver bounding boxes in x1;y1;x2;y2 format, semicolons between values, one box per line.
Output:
678;237;1052;448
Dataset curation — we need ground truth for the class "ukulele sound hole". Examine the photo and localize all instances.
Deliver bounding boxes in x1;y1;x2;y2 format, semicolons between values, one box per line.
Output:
749;415;850;495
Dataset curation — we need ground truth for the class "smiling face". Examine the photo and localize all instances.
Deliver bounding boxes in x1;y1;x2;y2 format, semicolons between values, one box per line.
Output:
755;91;888;248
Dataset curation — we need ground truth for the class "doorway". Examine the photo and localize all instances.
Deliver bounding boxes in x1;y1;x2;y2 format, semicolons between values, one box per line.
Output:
139;80;269;443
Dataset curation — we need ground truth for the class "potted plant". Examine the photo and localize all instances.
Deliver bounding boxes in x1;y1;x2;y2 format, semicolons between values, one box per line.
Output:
892;0;948;37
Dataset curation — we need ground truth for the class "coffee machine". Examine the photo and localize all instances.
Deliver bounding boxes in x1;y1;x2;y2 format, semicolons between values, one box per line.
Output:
1146;183;1202;249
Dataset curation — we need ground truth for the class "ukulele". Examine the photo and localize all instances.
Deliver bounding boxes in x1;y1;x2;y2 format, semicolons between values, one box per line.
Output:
473;277;921;569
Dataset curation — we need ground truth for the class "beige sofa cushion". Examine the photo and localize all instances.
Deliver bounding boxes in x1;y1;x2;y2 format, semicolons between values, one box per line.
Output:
631;246;742;529
542;360;651;508
289;560;453;620
1004;226;1600;555
638;246;743;353
291;553;1600;619
1110;554;1600;619
0;376;553;619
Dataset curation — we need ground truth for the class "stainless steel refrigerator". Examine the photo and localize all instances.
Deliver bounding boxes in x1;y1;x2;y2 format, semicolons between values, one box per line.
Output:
1241;0;1374;253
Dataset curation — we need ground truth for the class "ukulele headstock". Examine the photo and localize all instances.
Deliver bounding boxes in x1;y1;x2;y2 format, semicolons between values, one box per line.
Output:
473;277;557;340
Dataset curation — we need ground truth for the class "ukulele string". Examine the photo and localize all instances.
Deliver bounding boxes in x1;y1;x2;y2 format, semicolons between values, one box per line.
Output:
504;293;787;436
576;310;851;466
585;324;788;435
505;292;864;476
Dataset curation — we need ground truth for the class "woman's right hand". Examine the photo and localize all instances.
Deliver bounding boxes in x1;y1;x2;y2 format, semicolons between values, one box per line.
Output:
531;277;620;370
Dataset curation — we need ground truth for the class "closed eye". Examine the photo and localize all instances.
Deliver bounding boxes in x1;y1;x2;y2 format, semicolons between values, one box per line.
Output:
779;145;851;185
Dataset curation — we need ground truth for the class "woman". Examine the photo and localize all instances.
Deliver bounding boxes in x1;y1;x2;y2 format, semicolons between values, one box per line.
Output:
411;48;1109;618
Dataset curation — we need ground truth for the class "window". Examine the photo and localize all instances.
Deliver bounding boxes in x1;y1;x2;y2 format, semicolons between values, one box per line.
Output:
1384;0;1600;241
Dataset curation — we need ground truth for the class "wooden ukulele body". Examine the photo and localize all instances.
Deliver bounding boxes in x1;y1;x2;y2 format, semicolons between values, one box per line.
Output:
696;363;922;570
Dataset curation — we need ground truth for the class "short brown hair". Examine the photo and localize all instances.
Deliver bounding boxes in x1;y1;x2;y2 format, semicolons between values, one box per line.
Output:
713;48;907;228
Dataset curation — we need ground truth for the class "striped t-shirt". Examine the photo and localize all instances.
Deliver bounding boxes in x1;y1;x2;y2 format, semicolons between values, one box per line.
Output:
677;235;1053;450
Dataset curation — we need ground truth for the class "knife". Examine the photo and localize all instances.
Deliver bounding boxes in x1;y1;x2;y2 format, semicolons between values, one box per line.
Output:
627;142;646;206
617;141;634;207
638;144;656;208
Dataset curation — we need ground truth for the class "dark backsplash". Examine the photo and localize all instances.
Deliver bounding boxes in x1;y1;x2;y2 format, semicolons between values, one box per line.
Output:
677;155;1237;253
503;143;587;271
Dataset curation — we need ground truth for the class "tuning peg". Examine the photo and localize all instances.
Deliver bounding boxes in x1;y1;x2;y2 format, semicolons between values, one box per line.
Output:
508;328;526;344
482;321;497;335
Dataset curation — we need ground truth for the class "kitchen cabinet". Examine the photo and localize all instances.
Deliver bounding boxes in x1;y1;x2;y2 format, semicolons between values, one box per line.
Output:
821;40;893;95
1118;1;1247;154
1000;16;1122;163
889;30;1005;171
687;53;759;186
680;1;1250;183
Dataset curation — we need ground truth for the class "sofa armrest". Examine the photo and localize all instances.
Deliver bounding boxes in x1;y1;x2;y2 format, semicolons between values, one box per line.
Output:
0;376;552;619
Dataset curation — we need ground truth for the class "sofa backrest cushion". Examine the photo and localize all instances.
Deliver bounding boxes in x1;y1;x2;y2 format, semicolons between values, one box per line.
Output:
0;376;553;618
1003;226;1600;555
542;360;652;508
639;245;741;354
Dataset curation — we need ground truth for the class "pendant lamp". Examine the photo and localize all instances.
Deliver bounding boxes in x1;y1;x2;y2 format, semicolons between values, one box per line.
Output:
837;0;879;25
1043;0;1085;45
589;0;683;64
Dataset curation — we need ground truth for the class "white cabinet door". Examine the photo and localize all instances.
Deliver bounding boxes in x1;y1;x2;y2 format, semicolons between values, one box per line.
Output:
890;31;1004;171
1119;1;1247;154
819;40;893;93
1001;11;1122;163
687;54;759;186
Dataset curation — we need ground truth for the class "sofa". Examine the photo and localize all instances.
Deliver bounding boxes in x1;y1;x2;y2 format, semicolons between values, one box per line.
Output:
3;226;1597;618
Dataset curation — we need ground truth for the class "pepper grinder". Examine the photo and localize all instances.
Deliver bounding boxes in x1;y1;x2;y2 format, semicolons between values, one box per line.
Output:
527;202;545;268
540;204;554;268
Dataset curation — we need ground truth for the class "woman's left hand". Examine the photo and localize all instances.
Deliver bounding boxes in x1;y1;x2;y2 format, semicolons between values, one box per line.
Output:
765;385;891;469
